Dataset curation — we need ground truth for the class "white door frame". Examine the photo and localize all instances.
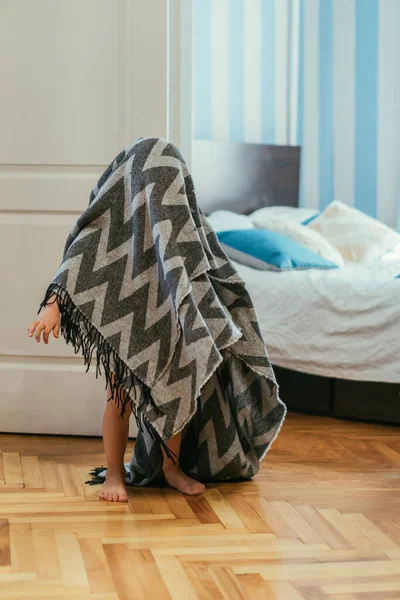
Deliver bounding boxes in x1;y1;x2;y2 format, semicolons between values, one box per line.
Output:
167;0;193;166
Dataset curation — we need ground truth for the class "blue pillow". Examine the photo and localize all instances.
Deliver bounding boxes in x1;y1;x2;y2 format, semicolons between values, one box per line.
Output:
217;229;339;271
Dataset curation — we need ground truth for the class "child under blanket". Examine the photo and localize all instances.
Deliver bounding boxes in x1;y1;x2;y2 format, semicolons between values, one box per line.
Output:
27;137;286;502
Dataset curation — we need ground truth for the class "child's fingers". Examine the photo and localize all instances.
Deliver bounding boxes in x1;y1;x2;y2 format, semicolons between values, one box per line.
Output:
35;322;45;343
28;321;40;337
53;321;60;338
43;326;51;345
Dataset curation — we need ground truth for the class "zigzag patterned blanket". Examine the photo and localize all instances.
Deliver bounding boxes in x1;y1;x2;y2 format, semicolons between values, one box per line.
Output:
39;137;286;486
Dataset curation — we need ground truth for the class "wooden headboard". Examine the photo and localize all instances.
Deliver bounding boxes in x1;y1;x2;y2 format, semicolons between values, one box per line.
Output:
191;140;301;215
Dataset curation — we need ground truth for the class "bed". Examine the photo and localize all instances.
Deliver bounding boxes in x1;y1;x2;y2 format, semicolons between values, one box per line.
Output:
192;140;400;425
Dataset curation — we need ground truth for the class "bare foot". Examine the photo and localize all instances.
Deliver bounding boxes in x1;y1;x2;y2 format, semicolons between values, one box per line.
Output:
99;470;128;502
164;468;205;496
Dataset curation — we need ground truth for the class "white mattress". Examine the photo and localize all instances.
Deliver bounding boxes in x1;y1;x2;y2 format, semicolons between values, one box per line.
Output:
233;259;400;383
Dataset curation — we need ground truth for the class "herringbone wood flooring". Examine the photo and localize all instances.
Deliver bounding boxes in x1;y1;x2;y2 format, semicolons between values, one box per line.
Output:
0;414;399;599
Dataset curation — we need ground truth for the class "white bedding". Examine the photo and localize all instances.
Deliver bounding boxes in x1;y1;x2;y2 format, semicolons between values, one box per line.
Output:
234;258;400;383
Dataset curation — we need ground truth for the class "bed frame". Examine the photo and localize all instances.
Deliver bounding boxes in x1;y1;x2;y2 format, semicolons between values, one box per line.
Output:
192;140;400;426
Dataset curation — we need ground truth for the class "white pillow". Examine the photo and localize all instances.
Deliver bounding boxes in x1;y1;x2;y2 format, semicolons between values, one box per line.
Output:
207;210;254;233
251;218;345;266
381;241;400;262
250;206;318;226
308;201;400;264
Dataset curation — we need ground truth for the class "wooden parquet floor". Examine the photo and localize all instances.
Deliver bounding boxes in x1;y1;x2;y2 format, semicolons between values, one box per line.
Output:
0;414;399;600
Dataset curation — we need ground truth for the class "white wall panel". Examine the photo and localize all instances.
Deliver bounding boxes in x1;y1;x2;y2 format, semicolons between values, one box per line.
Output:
0;366;137;436
0;165;100;212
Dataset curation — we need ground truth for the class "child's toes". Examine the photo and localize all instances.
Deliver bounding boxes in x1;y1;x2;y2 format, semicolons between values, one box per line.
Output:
190;482;204;495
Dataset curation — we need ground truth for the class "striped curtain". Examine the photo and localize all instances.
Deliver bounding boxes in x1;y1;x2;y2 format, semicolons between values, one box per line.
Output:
193;0;400;228
296;0;400;227
193;0;290;145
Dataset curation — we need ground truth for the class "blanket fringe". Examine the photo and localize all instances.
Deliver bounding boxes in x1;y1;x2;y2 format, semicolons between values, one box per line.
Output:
39;284;177;466
85;466;107;485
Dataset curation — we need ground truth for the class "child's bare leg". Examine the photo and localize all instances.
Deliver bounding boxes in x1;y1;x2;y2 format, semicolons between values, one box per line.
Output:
162;430;205;496
99;385;131;503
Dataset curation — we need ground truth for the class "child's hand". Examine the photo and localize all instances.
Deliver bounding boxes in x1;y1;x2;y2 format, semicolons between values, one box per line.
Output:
28;296;60;344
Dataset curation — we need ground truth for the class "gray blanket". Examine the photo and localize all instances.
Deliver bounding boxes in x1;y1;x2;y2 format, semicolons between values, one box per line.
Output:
39;137;286;486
